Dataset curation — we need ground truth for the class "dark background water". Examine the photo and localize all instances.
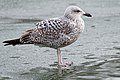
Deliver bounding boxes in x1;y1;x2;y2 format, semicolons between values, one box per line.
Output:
0;0;120;80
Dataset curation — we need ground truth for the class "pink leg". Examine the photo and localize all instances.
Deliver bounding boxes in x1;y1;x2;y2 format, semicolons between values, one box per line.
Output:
57;48;73;67
57;48;63;65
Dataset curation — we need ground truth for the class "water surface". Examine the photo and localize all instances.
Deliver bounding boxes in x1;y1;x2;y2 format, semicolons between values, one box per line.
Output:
0;0;120;80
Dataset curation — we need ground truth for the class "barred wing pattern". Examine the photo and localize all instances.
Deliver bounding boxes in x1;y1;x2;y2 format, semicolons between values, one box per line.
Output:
20;18;77;48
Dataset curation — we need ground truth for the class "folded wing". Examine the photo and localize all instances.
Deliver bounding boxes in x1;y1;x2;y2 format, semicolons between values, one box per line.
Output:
20;18;73;48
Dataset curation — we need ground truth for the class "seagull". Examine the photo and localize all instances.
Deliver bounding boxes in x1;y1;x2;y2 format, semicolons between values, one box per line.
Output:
3;6;92;66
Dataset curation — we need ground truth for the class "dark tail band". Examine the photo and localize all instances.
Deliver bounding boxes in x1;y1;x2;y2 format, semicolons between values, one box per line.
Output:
3;38;22;46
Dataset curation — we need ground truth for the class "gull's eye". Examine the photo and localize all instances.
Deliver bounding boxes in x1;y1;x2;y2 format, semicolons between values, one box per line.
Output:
73;10;81;13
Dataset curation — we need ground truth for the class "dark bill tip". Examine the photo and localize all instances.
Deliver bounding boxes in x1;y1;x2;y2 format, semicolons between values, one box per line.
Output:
83;13;92;17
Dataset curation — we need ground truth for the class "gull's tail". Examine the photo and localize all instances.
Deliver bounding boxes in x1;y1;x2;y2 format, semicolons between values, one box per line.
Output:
3;38;22;46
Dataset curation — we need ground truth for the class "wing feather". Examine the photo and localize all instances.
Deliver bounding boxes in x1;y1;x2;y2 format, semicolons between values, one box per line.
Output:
20;18;74;48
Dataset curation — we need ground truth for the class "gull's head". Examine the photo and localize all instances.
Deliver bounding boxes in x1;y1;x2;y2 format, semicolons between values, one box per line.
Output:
64;6;92;20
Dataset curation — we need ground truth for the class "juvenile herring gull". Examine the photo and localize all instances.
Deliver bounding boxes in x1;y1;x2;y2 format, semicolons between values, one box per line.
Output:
3;6;92;66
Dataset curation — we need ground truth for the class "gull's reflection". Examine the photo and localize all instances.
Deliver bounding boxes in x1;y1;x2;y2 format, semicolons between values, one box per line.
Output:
22;65;72;80
57;65;63;77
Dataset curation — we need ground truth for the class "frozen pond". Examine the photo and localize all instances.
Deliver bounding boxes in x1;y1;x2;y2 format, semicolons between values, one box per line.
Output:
0;0;120;80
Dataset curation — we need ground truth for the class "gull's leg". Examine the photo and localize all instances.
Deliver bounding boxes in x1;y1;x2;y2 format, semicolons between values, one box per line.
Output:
57;48;63;66
57;48;73;67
